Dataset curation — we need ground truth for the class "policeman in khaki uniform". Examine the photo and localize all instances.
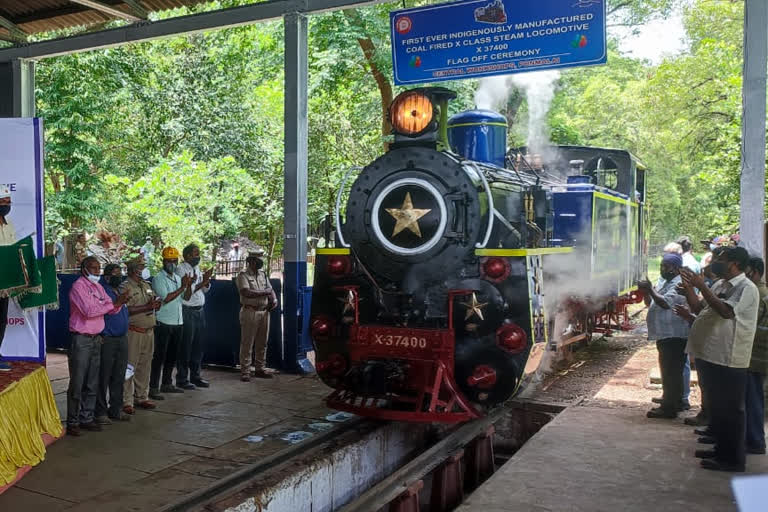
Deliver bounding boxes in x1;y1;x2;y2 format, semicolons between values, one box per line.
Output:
121;256;162;413
237;249;277;381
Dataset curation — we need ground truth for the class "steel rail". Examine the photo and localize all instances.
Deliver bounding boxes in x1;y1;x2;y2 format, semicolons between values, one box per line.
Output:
336;405;509;512
157;416;370;512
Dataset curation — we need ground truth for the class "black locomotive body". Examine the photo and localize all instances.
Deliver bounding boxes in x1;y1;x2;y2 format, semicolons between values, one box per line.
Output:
310;88;647;422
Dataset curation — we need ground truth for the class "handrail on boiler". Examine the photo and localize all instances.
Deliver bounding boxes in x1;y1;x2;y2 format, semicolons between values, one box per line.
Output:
335;166;363;248
465;162;494;249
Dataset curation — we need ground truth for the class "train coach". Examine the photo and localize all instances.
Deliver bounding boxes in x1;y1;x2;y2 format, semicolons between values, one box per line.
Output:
310;87;648;423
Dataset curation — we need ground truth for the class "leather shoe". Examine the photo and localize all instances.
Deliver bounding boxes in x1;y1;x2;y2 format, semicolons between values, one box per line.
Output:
695;449;717;459
700;459;745;472
160;384;184;394
252;370;273;379
647;407;677;419
747;446;767;455
651;397;663;404
694;427;712;436
684;415;708;427
148;389;165;400
66;425;82;437
95;415;113;426
698;436;716;445
679;400;691;411
123;405;135;415
109;412;132;422
179;382;196;390
80;422;103;432
136;400;156;410
241;375;252;382
191;378;210;388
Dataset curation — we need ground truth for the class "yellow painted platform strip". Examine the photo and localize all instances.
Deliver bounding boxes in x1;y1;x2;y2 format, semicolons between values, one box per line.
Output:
316;248;351;255
475;247;574;257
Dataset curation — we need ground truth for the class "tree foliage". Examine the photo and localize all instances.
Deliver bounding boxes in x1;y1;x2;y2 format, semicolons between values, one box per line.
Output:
35;0;757;264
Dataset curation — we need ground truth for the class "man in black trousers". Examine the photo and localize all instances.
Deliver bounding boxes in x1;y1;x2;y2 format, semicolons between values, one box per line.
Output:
676;247;759;472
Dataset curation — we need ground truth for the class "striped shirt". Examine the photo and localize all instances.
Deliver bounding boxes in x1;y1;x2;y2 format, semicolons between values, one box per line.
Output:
646;275;690;341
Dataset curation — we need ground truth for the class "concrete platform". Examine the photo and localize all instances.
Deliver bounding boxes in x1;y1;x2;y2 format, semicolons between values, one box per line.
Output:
458;405;768;512
0;353;349;511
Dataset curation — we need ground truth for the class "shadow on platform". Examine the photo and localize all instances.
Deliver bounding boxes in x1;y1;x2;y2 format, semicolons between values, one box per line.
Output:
0;353;341;511
458;404;768;512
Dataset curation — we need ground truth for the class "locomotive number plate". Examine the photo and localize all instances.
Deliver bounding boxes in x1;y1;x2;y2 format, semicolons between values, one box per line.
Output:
374;334;428;349
349;325;453;356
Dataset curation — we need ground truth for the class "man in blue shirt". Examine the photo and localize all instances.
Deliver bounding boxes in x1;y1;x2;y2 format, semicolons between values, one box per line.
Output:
638;253;690;419
95;263;131;424
151;247;192;398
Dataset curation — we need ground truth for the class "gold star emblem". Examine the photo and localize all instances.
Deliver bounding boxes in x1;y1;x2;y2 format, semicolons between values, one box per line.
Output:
385;192;432;238
460;293;488;321
337;290;356;315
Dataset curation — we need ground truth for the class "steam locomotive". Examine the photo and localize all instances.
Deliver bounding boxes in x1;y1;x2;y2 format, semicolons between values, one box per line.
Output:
311;87;647;423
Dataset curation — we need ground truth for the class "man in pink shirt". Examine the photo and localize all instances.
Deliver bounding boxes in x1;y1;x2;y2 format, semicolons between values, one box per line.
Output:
67;256;128;437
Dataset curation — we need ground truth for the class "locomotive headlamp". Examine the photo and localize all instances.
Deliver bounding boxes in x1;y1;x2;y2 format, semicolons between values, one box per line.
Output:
327;255;351;277
496;323;528;354
390;91;434;136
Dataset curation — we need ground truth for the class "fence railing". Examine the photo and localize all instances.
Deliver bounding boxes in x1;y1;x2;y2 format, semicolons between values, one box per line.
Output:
58;254;318;279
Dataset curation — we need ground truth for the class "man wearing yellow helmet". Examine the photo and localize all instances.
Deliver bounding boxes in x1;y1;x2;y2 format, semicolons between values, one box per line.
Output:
150;246;193;399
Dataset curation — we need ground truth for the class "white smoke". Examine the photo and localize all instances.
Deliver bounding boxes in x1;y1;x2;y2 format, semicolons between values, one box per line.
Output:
474;70;561;156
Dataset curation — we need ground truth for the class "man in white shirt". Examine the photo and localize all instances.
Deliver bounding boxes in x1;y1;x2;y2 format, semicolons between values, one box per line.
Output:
676;247;759;472
0;185;16;371
677;236;701;274
175;244;213;389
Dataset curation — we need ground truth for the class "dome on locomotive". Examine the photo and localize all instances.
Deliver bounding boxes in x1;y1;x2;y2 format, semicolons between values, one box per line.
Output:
447;110;508;167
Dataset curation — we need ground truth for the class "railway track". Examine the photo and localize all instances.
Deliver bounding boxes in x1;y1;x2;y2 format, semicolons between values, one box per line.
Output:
339;400;564;512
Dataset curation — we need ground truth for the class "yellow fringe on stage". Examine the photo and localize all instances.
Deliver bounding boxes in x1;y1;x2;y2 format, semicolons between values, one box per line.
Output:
0;367;63;485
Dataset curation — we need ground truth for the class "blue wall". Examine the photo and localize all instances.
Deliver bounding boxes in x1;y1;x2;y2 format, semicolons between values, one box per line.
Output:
47;276;285;370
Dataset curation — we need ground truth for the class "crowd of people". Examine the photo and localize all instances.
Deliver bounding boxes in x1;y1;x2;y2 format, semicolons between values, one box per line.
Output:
639;236;767;473
64;245;277;437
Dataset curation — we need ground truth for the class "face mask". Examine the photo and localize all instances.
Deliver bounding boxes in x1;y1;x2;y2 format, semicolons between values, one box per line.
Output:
86;273;100;284
710;261;728;278
709;244;716;251
0;205;9;217
253;259;264;270
141;268;151;280
189;257;201;267
108;276;123;288
661;271;676;281
164;262;177;274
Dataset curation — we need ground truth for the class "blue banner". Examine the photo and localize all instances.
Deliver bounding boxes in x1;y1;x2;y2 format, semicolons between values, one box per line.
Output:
390;0;606;85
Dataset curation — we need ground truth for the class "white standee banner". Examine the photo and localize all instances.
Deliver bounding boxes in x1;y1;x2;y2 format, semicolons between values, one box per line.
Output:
0;118;45;362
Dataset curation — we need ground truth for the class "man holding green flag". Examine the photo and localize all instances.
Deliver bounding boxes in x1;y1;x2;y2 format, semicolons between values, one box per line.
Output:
0;184;16;371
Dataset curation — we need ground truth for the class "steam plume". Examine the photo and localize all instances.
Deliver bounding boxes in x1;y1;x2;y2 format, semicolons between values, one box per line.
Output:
474;70;561;156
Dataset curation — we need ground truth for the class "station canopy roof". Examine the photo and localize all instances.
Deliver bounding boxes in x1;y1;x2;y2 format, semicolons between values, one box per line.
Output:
0;1;208;42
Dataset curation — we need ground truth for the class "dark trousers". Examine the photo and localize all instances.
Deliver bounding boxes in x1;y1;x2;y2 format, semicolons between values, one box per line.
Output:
745;371;766;452
178;306;205;384
697;359;747;467
0;296;8;352
694;357;711;424
95;335;129;419
67;334;102;426
151;323;181;390
657;338;687;412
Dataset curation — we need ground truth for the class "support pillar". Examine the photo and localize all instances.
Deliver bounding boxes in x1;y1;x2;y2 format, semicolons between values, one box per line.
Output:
283;12;313;373
0;58;35;117
739;0;768;257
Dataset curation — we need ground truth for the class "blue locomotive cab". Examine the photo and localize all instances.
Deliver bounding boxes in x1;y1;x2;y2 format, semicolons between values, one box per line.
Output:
550;147;648;297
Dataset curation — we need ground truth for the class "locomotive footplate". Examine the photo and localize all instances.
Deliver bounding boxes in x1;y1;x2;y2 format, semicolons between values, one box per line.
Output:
326;325;481;423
